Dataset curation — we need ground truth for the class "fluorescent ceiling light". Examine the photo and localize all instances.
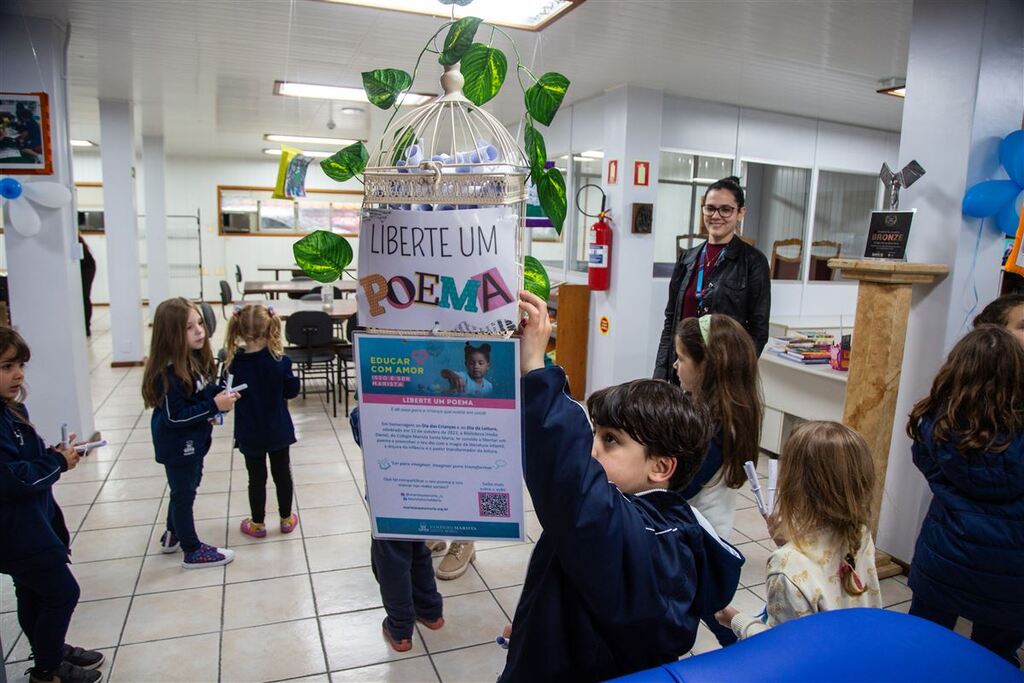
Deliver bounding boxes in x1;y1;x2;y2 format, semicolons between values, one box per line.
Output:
274;80;434;106
339;107;363;115
264;133;361;146
263;148;333;159
580;150;603;159
876;77;906;98
71;139;95;147
317;0;582;31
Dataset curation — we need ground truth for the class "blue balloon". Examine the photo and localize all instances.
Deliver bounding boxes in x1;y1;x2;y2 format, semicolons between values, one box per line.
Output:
998;129;1024;187
0;177;22;200
995;196;1021;236
962;179;1020;217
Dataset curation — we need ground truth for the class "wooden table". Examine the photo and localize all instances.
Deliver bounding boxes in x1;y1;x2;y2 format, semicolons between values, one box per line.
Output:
257;265;357;281
244;280;358;299
270;298;357;321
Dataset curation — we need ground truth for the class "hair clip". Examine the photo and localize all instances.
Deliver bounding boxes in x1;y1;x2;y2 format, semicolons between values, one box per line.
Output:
698;315;712;345
232;304;243;317
267;305;276;317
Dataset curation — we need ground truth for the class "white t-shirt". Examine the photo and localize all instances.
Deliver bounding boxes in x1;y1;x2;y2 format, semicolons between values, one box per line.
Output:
687;467;738;541
454;370;493;396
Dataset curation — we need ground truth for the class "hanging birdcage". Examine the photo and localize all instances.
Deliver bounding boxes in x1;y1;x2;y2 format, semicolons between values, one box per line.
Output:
359;62;530;338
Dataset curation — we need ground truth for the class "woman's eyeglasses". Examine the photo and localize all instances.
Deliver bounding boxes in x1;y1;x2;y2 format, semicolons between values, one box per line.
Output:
702;204;737;218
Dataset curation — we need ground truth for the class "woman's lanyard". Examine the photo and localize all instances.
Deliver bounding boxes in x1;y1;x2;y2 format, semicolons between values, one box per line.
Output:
695;243;726;307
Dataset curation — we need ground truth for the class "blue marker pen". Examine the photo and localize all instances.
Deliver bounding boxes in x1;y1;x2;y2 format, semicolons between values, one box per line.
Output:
495;635;510;649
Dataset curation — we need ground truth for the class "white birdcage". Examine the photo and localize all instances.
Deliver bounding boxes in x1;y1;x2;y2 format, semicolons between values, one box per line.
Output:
360;61;530;338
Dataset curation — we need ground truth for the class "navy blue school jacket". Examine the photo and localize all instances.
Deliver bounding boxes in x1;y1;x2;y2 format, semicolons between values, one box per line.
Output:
681;431;722;499
909;418;1024;629
499;367;744;683
150;369;221;465
229;348;300;452
0;406;72;575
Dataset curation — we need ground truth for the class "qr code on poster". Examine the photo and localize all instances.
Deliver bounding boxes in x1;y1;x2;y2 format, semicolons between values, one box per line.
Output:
478;492;511;518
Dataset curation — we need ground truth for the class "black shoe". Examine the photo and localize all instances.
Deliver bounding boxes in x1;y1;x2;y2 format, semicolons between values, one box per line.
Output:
25;667;57;683
56;660;103;683
63;644;104;670
160;529;180;553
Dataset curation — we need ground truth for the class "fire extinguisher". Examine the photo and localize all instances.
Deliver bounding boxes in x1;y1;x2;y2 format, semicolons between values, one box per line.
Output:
577;183;612;291
588;211;612;291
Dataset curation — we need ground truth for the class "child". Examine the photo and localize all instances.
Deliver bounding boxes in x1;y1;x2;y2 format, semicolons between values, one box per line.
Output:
906;325;1024;666
0;327;104;683
142;297;238;568
224;304;301;537
434;342;493;579
440;342;493;396
673;314;763;539
973;292;1024;345
714;421;881;639
348;408;445;652
498;292;743;682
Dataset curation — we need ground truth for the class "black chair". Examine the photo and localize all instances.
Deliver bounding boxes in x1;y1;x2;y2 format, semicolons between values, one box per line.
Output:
287;276;316;300
235;265;244;297
335;314;359;417
219;280;233;319
285;311;337;417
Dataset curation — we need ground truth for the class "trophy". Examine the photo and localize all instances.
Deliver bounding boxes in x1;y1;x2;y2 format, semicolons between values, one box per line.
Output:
879;160;925;210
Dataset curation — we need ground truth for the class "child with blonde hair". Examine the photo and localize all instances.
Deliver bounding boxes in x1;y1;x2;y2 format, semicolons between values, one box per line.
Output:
225;304;301;537
716;421;881;638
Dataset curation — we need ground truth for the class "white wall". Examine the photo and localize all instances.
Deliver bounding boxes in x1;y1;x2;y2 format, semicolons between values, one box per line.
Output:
72;153;361;305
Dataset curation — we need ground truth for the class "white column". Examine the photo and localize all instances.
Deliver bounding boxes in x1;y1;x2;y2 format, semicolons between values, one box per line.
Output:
99;99;145;363
142;135;170;314
0;15;94;442
586;85;663;390
878;0;1024;561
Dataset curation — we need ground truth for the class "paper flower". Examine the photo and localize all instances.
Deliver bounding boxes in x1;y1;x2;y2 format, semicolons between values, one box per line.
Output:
962;129;1024;236
0;177;73;237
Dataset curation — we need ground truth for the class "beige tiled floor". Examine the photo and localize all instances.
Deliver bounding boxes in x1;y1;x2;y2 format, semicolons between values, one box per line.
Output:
4;308;1019;682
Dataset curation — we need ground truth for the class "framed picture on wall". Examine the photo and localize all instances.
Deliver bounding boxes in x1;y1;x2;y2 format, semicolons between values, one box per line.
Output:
0;92;53;175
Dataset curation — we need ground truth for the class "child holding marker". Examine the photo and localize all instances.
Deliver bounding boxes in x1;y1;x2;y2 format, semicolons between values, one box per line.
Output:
142;297;238;568
224;304;301;537
906;325;1024;666
499;292;743;682
715;421;881;639
0;327;104;683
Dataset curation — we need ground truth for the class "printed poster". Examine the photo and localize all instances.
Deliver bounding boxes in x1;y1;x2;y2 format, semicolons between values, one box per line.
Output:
357;206;519;334
355;334;524;541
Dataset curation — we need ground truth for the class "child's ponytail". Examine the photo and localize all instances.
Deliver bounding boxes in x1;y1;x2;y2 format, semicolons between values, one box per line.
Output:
223;306;244;370
224;304;284;369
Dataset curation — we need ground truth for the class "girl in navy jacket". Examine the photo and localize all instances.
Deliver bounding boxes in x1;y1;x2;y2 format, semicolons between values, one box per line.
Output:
224;304;301;537
906;325;1024;666
0;327;104;683
142;298;238;568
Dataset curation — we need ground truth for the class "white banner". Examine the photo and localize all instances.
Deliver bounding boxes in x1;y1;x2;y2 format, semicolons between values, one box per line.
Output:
357;206;520;334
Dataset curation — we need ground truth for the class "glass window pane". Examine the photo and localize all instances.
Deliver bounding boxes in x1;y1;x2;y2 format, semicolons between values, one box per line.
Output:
811;171;878;280
740;161;810;281
654;152;735;263
258;198;296;232
571;154;603;272
530;154;569;271
330;200;361;234
296;200;331;232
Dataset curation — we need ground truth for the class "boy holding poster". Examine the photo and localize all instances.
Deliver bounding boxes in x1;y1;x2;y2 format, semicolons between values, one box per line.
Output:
498;292;744;682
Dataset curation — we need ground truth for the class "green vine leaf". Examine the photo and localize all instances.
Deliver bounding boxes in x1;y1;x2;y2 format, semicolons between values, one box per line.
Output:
320;142;368;182
461;43;507;106
536;166;567;236
293;230;354;283
524;122;547;181
523;255;550;302
362;69;413;110
439;16;482;66
390;126;416;167
525;72;570;126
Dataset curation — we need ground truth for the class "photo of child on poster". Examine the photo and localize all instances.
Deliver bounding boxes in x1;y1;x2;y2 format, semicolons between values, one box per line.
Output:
441;342;493;396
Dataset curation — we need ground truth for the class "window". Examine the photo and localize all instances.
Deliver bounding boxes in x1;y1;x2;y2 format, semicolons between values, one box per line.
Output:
570;153;603;272
653;152;735;263
740;161;811;281
810;171;879;280
75;183;105;233
217;186;362;236
529;154;569;271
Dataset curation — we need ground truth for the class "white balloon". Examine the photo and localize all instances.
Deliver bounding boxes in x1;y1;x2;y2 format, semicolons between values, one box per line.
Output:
7;199;41;237
22;181;72;208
